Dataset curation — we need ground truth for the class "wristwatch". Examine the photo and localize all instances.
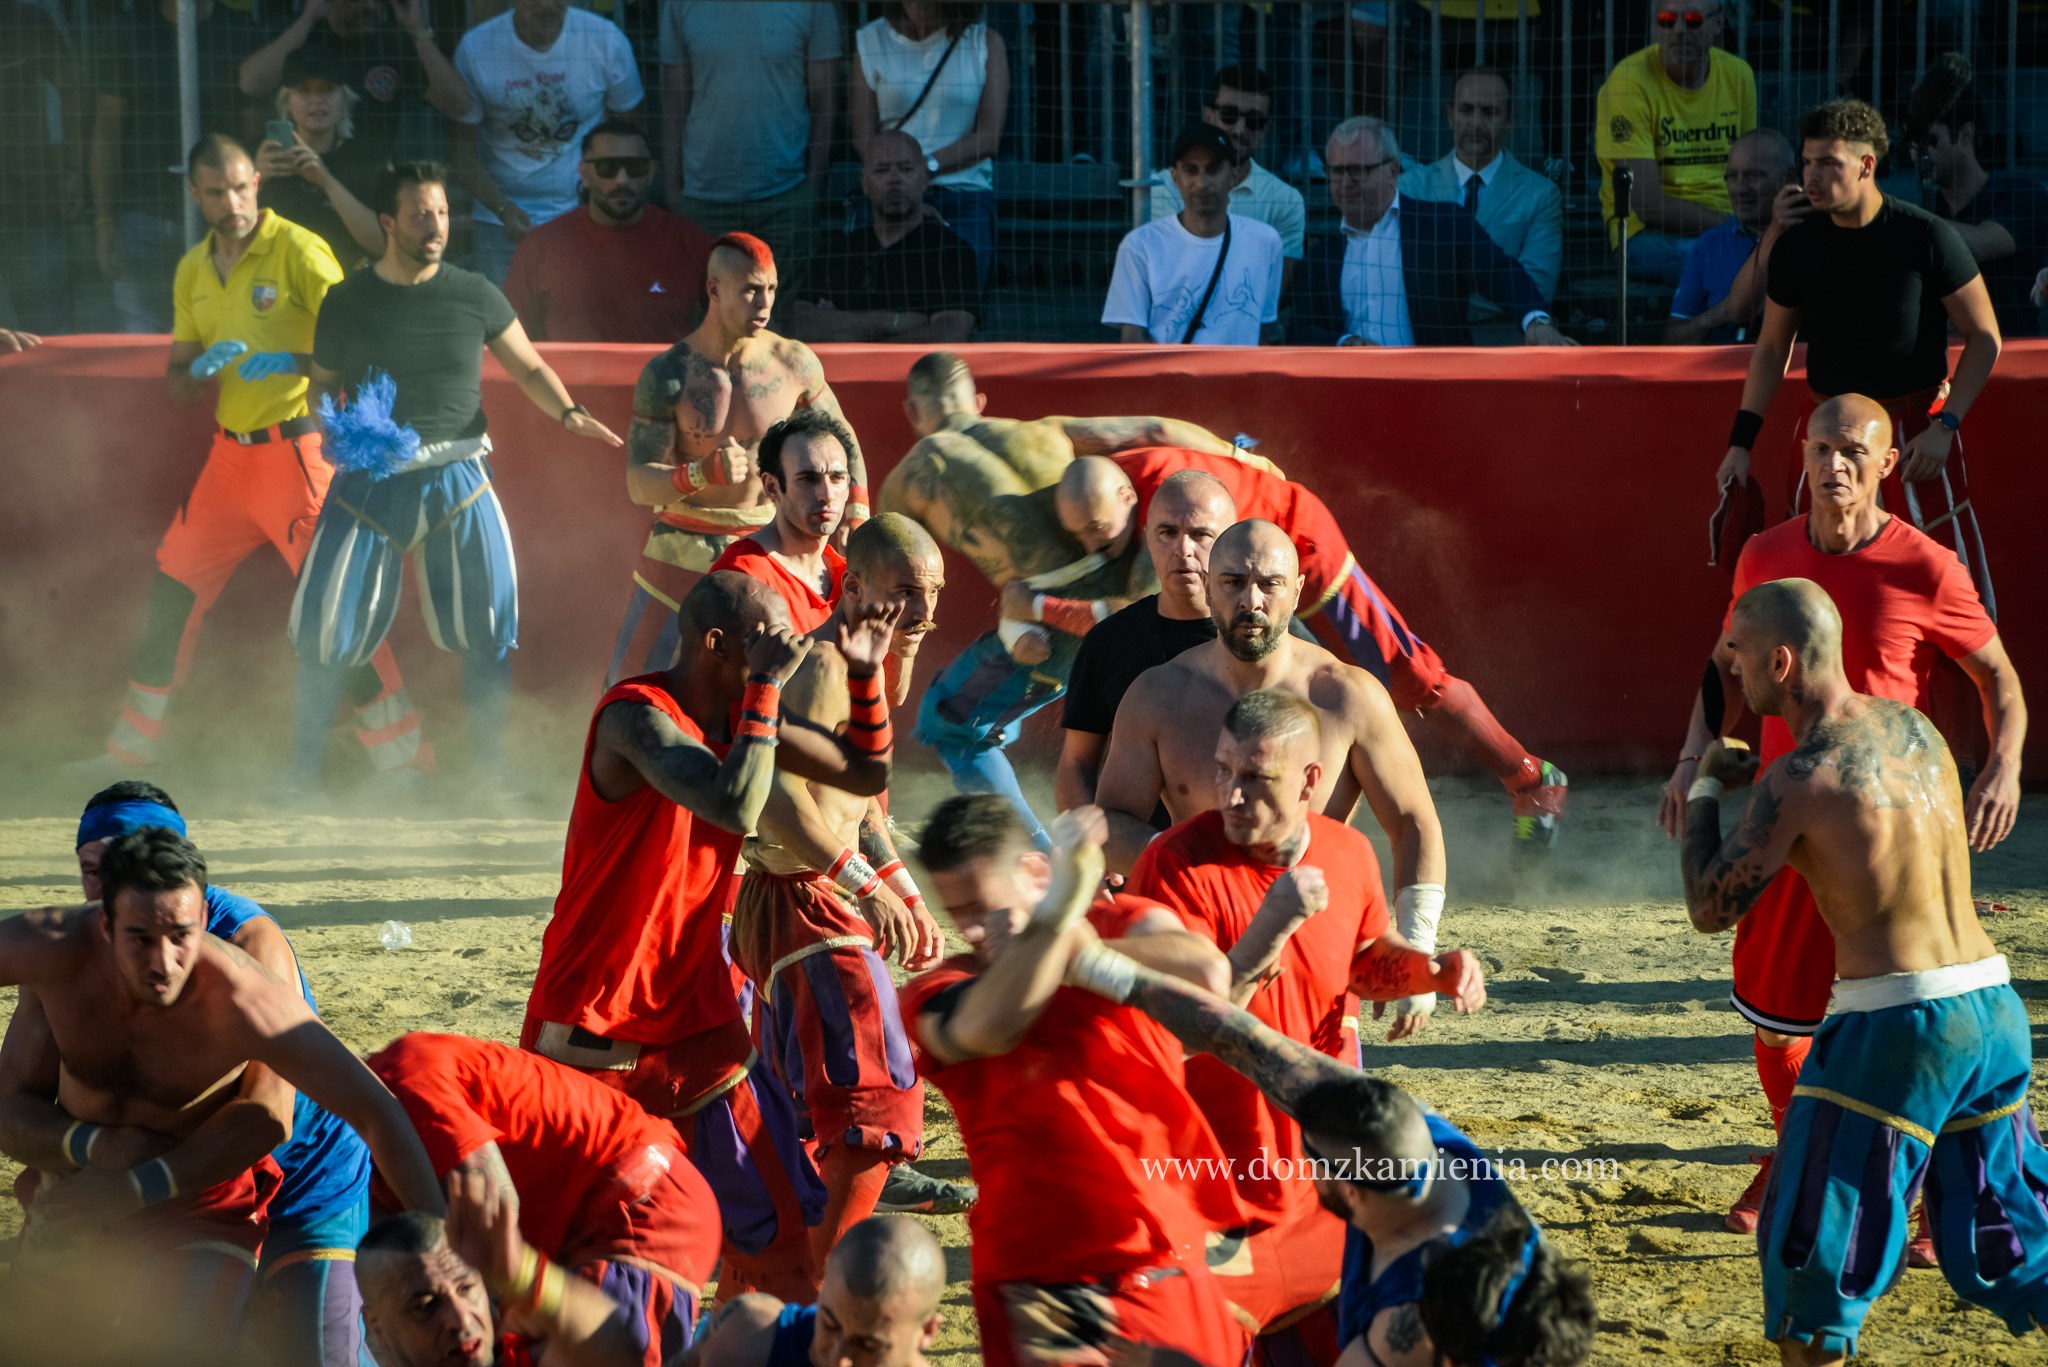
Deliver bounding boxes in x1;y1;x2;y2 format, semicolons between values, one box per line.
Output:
1934;409;1962;432
926;155;940;175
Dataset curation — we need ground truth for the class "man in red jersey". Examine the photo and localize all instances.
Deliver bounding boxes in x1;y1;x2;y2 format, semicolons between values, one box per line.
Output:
709;407;852;635
522;570;894;1302
1128;690;1486;1361
902;798;1249;1367
1054;447;1566;854
368;1032;721;1366
1657;392;2026;1242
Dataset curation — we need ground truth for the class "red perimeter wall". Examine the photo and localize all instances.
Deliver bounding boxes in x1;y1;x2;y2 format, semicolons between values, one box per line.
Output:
1;338;2041;778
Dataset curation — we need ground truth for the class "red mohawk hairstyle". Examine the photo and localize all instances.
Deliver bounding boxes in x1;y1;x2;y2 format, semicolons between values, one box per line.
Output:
712;232;776;272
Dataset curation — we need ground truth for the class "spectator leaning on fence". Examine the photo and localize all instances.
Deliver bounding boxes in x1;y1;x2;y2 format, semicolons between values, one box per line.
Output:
852;2;1010;290
504;117;711;343
453;0;644;286
1664;129;1799;345
1294;117;1572;348
1596;0;1756;285
1150;64;1307;295
239;0;470;154
658;0;839;322
1399;68;1563;312
256;44;389;272
796;130;979;344
1906;54;2048;340
1105;123;1284;347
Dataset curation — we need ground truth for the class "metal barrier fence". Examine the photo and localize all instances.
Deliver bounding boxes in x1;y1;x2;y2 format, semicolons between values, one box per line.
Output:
3;0;2045;345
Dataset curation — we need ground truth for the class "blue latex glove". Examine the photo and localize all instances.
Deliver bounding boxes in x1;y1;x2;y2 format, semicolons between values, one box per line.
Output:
188;339;248;379
236;350;299;382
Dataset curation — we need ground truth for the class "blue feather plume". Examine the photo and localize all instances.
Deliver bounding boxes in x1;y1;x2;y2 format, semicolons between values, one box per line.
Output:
319;370;421;480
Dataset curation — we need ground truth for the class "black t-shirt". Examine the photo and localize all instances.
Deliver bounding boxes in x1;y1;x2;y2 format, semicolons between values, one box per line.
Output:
259;135;390;272
1061;595;1217;735
1767;196;1981;399
808;219;981;322
313;264;517;442
93;0;258;217
1946;172;2048;339
293;26;428;152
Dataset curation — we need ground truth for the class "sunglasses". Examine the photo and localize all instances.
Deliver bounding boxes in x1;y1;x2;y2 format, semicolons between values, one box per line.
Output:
1656;8;1721;28
1209;103;1270;132
583;156;651;179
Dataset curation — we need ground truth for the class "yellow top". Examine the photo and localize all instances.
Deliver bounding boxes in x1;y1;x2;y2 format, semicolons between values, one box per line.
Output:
1596;45;1756;239
172;209;343;432
1412;0;1541;20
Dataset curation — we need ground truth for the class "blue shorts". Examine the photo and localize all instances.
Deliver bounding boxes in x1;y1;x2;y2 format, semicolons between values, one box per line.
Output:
289;456;518;667
914;629;1079;756
1760;973;2048;1354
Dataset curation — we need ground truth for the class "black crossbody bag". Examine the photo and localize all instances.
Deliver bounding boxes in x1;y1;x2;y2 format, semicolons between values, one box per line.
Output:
1178;217;1232;344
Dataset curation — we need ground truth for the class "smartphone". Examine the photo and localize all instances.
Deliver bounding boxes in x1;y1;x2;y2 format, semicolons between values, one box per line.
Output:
266;118;297;147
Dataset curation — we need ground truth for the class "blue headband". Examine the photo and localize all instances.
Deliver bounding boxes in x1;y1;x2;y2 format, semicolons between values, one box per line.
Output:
1478;1227;1545;1367
76;801;187;850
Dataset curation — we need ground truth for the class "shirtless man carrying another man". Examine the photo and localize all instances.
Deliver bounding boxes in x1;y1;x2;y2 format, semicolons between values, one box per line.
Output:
1680;578;2048;1364
611;233;871;683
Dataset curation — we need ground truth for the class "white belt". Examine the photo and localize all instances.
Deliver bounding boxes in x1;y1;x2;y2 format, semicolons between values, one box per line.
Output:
1829;954;2009;1015
403;433;493;473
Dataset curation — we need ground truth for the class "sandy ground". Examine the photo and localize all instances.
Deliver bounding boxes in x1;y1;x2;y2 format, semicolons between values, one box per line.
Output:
0;760;2043;1366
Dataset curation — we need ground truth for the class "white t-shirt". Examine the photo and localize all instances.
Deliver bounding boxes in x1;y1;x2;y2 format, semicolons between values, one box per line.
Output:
455;9;645;226
1149;159;1307;259
856;19;992;192
1102;213;1284;345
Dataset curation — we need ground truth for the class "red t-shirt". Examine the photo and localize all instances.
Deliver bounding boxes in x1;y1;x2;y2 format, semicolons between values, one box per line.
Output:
1727;516;1996;764
1128;812;1387;1224
366;1033;707;1261
897;894;1248;1285
708;537;846;635
526;675;745;1043
1109;447;1349;594
502;205;712;343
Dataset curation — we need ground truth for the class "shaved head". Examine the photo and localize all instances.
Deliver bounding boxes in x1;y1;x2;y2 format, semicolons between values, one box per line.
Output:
826;1215;946;1314
1209;520;1302;662
846;511;942;581
710;231;774;278
1223;688;1322;752
678;568;787;643
1151;468;1236;526
1733;578;1844;676
1212;519;1299;576
1056;456;1141;555
1145;468;1238;614
1809;392;1894;448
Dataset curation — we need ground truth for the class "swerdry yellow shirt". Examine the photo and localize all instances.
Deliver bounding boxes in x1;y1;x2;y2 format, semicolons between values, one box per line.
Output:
1596;45;1756;241
172;208;343;433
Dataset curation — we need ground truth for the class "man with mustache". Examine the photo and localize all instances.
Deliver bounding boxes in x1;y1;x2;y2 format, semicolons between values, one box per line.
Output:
1096;520;1450;1041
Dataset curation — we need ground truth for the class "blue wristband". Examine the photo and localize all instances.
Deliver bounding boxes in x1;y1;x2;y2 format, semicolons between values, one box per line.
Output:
129;1158;177;1206
62;1120;100;1169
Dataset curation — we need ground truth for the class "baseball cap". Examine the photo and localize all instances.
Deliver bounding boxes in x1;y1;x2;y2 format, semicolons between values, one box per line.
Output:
1169;122;1237;166
281;44;350;90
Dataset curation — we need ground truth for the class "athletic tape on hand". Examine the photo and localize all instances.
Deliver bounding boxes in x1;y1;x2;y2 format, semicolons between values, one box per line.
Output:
1390;884;1444;1020
1066;942;1139;1002
1687;777;1725;804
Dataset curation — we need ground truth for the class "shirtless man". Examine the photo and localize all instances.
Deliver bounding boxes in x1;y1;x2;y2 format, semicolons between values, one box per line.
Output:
610;233;870;684
0;827;445;1358
730;515;949;1265
708;407;855;636
1098;520;1450;1033
880;350;1245;845
1678;578;2048;1364
524;571;894;1302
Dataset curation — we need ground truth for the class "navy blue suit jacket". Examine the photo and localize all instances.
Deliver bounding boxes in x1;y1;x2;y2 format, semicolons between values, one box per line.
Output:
1291;197;1548;346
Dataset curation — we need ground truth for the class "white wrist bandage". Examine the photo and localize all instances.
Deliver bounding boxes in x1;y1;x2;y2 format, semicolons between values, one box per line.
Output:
877;859;924;908
1066;942;1139;1002
1687;777;1725;804
1391;883;1446;1018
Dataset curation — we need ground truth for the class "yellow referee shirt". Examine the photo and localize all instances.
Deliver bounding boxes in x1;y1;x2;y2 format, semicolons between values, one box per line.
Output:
171;209;344;434
1596;45;1756;241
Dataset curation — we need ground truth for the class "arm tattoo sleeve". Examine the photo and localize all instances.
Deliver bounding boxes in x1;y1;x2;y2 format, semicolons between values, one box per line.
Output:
1126;970;1354;1119
1679;778;1786;932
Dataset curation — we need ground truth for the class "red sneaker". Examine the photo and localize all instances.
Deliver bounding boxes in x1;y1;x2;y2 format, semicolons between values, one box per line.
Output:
1906;1204;1939;1268
1726;1152;1774;1234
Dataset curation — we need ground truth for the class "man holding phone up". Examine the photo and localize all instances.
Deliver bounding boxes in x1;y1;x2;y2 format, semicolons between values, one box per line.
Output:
1665;129;1805;345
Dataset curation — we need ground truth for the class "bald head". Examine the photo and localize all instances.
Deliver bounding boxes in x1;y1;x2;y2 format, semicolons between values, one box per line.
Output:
903;351;979;435
826;1215;946;1314
1209;520;1301;662
1733;578;1844;676
1212;518;1299;576
1056;456;1141;554
678;569;786;648
1809;393;1894;449
847;511;941;581
1152;468;1236;525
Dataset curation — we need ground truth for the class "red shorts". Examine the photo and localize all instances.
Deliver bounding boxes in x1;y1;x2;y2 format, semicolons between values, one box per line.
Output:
559;1149;720;1367
974;1260;1251;1367
1210;1204;1345;1335
1730;867;1836;1035
731;870;924;1157
522;1015;756;1120
157;429;331;602
17;1154;282;1266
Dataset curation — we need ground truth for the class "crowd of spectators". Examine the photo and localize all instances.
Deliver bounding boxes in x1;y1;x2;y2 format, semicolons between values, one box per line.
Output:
3;0;2046;347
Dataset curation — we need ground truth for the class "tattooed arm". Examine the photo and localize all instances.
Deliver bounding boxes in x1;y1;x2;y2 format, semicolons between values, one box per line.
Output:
1050;415;1243;460
625;353;685;508
791;341;869;525
1680;739;1800;933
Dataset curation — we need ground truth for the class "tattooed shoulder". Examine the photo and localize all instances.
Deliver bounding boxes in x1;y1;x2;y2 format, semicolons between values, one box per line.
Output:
1381;1302;1425;1354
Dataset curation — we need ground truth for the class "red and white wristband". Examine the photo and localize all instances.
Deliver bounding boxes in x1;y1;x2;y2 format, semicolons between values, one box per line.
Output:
876;858;924;909
828;848;883;899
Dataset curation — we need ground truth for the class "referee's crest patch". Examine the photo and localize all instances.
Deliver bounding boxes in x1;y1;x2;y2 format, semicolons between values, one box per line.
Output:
251;283;278;313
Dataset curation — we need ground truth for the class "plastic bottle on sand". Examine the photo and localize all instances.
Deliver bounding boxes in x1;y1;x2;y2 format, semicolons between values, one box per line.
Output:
378;920;414;951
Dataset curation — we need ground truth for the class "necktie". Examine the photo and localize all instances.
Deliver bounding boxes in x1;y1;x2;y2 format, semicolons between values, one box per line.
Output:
1465;175;1483;216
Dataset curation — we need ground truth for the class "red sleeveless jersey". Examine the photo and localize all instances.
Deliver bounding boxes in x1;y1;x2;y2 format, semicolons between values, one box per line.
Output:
708;536;845;634
1108;447;1349;597
526;675;745;1044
